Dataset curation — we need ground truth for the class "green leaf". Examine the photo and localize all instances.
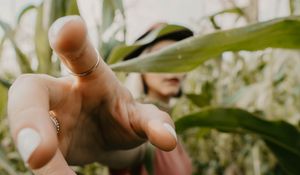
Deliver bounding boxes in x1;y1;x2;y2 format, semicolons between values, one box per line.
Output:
110;16;300;73
107;45;140;64
0;20;32;73
112;0;125;16
0;79;11;89
0;84;7;117
17;4;37;24
34;0;79;73
101;0;124;33
175;107;300;174
209;7;245;29
34;3;52;73
0;149;18;175
186;93;212;108
99;0;126;61
101;39;124;61
48;0;66;25
212;7;244;17
102;0;115;34
266;141;300;175
186;82;213;107
65;0;80;15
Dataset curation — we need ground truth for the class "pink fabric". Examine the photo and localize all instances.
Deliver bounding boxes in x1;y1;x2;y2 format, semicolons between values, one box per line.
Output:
110;142;193;175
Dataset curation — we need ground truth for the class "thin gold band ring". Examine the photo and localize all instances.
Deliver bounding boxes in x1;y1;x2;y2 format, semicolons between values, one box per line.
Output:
68;48;101;77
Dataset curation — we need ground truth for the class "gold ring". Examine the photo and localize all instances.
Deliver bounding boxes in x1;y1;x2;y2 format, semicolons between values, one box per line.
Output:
68;48;101;77
49;111;60;134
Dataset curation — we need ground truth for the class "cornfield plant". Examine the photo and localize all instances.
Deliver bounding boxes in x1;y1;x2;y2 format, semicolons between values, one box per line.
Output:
0;0;300;175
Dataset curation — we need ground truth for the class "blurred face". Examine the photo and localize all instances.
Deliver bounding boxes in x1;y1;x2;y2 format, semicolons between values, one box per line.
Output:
142;40;185;102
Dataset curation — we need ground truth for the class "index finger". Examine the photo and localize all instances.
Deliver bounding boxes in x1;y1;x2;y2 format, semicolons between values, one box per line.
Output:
48;16;113;82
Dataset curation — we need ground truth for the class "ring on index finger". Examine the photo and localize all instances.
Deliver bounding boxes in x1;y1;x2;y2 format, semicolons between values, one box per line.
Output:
68;48;100;77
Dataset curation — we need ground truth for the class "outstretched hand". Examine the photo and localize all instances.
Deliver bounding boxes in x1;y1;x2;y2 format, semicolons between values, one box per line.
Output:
7;16;177;175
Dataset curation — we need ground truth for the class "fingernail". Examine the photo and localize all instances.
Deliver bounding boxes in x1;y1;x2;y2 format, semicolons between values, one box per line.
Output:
48;16;80;47
163;123;177;141
17;128;41;162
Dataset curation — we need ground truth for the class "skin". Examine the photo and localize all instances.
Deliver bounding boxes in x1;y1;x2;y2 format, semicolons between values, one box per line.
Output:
7;16;177;175
142;40;185;103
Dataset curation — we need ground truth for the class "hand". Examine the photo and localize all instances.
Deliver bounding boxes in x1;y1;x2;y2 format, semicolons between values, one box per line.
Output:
7;16;177;175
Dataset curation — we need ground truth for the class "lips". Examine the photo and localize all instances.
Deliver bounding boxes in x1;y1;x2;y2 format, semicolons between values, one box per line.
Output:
164;77;180;84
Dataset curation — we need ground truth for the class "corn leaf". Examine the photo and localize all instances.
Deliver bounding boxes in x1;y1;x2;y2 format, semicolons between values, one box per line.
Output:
209;7;245;29
34;3;52;73
11;44;33;73
110;16;300;73
65;0;80;15
34;0;79;74
0;20;32;73
175;107;300;174
102;0;115;34
0;84;7;117
0;79;11;89
186;82;213;107
0;146;18;175
186;93;212;108
17;4;37;24
266;140;300;175
112;0;125;16
48;0;65;25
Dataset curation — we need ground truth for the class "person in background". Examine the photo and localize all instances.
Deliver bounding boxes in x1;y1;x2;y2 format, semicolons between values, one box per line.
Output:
110;23;194;175
6;16;193;175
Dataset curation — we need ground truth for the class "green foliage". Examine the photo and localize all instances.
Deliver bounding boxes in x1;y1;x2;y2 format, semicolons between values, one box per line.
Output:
0;20;32;73
110;16;300;73
99;0;126;60
176;107;300;174
0;1;300;175
186;82;214;107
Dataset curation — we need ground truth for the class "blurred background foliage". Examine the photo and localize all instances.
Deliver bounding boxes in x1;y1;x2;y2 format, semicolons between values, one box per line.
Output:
0;0;300;175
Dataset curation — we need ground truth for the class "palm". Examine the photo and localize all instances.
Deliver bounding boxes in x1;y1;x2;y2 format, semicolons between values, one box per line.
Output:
7;16;177;174
56;76;145;165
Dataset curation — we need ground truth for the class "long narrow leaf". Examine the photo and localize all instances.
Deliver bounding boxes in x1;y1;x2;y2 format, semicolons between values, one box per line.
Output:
12;43;33;73
65;0;80;15
0;85;7;116
17;4;37;24
0;146;19;175
175;107;300;174
34;3;52;73
0;79;11;89
110;16;300;73
0;20;32;73
265;141;300;175
102;0;115;34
